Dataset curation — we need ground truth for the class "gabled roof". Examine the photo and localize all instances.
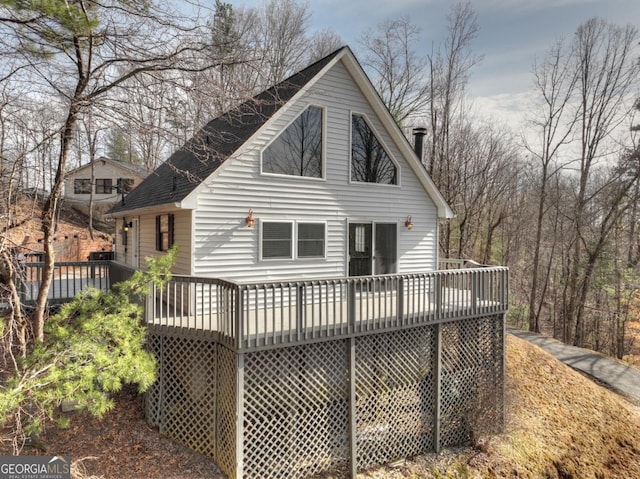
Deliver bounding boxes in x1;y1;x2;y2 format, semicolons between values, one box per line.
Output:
110;46;453;219
67;157;149;178
110;47;345;214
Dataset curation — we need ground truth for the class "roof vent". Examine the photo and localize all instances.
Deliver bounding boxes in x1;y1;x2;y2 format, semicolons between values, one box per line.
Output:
172;176;178;192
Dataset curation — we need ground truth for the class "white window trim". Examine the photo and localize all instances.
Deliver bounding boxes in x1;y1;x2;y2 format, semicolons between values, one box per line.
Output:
349;111;401;187
259;220;327;261
260;104;327;181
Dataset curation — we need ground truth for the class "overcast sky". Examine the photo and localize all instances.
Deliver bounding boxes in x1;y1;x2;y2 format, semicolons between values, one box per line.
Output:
234;0;640;130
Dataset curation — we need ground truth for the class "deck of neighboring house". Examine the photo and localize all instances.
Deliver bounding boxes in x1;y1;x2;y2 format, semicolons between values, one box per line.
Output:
20;261;111;304
20;260;508;479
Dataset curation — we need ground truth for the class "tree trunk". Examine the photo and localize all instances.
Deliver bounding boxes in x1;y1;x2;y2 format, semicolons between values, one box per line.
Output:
0;248;27;360
32;104;80;341
527;169;548;333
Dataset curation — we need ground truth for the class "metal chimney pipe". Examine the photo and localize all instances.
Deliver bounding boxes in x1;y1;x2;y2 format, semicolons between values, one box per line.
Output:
412;127;427;162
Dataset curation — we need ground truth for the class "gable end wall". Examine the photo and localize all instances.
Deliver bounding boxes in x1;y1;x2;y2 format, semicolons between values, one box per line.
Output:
193;60;438;282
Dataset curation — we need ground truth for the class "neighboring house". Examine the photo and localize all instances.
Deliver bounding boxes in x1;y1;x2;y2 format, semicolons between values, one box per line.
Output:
65;157;148;206
109;46;453;277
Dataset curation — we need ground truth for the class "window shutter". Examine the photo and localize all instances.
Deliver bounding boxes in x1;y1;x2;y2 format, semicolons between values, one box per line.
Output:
156;215;161;251
168;214;175;248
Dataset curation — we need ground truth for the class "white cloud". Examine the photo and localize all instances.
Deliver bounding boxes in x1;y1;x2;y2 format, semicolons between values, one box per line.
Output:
470;90;536;133
475;0;602;13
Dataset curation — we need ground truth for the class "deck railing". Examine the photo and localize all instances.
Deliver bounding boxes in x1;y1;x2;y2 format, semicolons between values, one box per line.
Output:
20;261;111;304
18;261;508;351
148;266;509;351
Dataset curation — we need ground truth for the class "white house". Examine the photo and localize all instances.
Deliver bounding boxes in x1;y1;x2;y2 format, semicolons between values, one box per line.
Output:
65;157;148;206
109;46;453;278
105;47;511;479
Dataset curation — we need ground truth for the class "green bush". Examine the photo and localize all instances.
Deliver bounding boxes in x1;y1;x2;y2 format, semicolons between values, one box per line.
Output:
0;247;177;443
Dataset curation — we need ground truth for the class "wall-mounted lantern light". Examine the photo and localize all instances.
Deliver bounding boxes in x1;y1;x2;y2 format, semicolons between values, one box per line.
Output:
123;220;133;232
404;216;414;230
245;209;255;228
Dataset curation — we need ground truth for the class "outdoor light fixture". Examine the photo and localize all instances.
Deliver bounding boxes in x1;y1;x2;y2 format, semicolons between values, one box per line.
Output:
123;220;133;232
405;216;414;230
245;209;255;228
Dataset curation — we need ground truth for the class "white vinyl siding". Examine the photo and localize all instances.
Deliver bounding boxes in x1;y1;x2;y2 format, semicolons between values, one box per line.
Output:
192;59;438;282
134;210;192;275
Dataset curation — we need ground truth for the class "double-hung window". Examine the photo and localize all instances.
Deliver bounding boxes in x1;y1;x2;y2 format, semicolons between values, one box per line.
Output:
96;178;113;194
261;221;326;260
297;223;325;258
74;179;91;194
262;222;293;259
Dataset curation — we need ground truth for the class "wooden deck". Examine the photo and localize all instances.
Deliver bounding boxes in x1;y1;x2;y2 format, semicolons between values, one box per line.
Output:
20;261;111;304
146;268;508;351
18;260;508;351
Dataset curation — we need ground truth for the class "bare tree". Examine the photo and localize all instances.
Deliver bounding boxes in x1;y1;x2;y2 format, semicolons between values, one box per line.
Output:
257;0;311;86
424;2;483;257
359;16;430;125
426;1;483;180
524;36;580;333
0;0;237;342
306;29;343;64
564;18;639;347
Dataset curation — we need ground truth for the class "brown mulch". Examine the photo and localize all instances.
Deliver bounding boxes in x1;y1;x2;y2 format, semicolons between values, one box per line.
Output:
0;387;226;479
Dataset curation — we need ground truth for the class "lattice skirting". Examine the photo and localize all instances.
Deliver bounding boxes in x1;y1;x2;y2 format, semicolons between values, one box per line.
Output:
145;316;504;479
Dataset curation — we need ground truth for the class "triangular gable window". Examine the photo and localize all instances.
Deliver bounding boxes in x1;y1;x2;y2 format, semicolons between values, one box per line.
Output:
263;106;323;178
351;114;397;185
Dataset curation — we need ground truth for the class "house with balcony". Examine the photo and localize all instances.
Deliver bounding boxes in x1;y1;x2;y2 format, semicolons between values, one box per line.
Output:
100;46;507;479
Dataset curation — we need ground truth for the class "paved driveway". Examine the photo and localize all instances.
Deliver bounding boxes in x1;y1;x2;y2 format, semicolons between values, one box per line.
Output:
508;328;640;403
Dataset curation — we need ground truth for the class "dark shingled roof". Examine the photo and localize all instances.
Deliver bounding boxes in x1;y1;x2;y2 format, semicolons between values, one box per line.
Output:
110;47;346;214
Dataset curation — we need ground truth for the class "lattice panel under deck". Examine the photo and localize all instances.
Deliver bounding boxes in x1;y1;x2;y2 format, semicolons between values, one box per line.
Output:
144;333;163;426
145;331;219;458
439;317;504;447
145;315;504;479
242;340;350;479
215;345;238;478
355;326;437;470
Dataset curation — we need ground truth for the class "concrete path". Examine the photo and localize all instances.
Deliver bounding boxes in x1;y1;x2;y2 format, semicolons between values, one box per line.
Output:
508;328;640;404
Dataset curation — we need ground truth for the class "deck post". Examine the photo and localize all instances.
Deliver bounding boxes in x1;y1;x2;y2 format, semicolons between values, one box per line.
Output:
435;274;442;321
434;321;442;453
348;281;356;332
396;277;404;322
236;352;245;479
235;286;244;350
297;284;304;340
501;312;507;431
471;270;478;315
348;336;357;478
145;282;154;325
